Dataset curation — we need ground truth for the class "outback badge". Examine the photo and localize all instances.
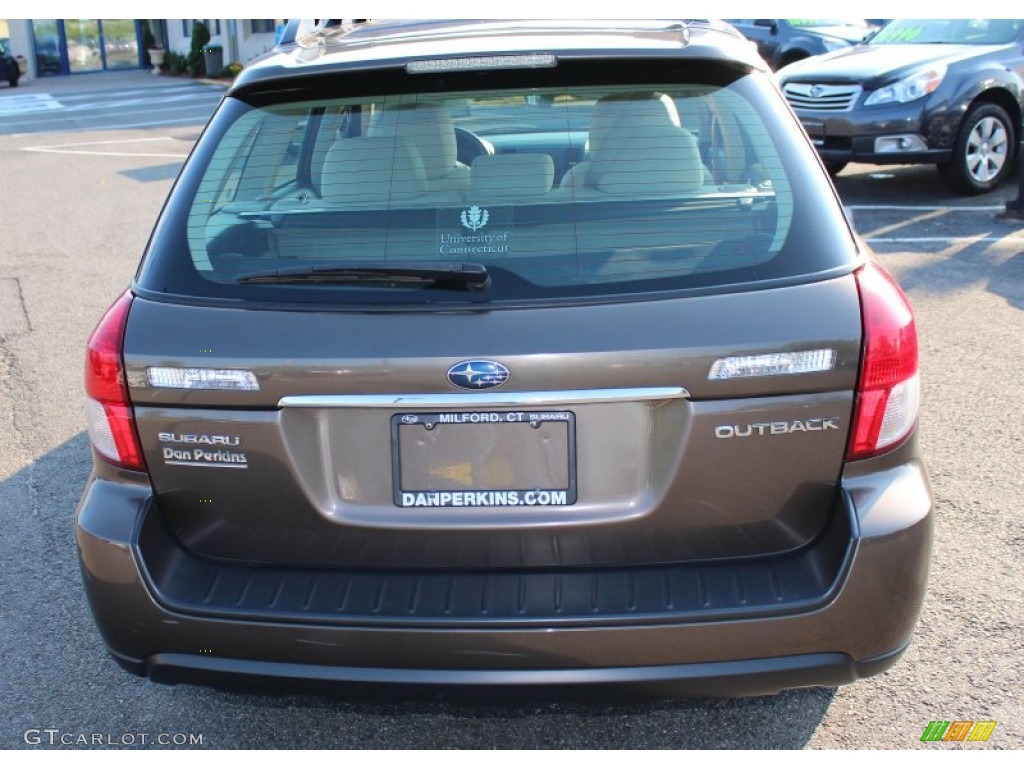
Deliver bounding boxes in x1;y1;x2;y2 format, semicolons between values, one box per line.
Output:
447;360;510;390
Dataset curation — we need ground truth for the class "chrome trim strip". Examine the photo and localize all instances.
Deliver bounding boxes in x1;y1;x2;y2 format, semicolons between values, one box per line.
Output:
279;387;689;409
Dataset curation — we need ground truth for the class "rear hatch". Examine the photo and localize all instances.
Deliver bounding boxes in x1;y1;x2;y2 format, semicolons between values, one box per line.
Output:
125;282;860;569
124;55;864;570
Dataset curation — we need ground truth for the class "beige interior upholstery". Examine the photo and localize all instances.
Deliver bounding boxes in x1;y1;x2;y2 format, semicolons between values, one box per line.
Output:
470;154;555;200
369;102;470;194
320;137;427;204
585;119;705;196
561;93;686;192
589;92;682;153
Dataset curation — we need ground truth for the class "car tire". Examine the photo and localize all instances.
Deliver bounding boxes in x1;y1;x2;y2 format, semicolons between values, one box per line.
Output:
937;103;1015;195
777;52;807;70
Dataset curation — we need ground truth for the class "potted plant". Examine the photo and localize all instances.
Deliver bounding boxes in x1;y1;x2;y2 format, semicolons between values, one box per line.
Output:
148;43;165;74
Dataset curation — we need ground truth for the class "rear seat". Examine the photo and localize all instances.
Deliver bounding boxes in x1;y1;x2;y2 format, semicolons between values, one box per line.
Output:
320;137;428;205
584;117;705;197
271;136;428;211
562;92;711;196
368;102;471;196
273;101;471;210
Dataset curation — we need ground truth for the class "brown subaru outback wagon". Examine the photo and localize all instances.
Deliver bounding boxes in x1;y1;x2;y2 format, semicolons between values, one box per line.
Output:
76;19;932;696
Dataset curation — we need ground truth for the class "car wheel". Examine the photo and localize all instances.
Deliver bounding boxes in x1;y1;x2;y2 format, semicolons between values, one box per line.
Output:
824;161;848;177
777;52;807;70
938;103;1015;195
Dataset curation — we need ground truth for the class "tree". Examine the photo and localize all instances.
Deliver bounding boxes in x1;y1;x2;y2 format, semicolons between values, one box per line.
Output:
187;20;210;77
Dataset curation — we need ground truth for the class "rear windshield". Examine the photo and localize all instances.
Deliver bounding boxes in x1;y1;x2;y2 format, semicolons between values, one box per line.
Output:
137;60;856;307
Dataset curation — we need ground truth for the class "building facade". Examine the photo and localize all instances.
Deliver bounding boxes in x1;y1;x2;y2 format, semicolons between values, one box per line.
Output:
2;18;283;81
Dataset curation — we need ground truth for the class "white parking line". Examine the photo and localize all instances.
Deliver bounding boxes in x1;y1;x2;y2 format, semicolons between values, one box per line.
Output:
0;93;64;115
848;205;1006;212
26;137;177;147
22;136;189;159
1;99;221;127
100;116;213;130
56;85;219;101
849;203;1024;245
867;237;1024;244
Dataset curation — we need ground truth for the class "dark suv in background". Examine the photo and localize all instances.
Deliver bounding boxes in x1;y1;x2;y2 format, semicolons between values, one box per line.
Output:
725;19;876;70
76;19;932;697
778;18;1024;193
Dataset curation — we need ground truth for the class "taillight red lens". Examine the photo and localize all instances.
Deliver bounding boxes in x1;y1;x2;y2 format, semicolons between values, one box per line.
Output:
847;261;920;460
85;291;145;471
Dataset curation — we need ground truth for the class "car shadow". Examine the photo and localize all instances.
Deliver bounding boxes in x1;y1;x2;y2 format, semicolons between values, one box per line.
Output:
838;172;1024;312
0;433;836;749
118;163;184;183
191;684;837;748
833;162;1020;206
876;236;1023;313
987;249;1024;310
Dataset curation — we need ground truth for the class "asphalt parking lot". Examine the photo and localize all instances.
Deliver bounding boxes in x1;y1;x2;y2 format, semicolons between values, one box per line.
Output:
1;71;1022;749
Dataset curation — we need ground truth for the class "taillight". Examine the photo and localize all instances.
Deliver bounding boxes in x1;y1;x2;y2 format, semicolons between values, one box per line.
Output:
847;261;920;460
85;290;145;471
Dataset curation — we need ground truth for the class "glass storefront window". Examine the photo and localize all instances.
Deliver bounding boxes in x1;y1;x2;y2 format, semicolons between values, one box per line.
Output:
101;19;139;69
30;18;142;75
65;18;102;73
33;19;63;75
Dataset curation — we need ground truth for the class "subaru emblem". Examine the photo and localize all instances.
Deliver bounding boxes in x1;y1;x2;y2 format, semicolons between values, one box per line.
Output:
447;360;510;390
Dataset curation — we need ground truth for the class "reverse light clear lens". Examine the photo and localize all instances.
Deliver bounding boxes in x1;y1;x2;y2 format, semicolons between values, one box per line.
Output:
708;349;837;380
864;66;945;106
86;398;119;462
877;373;920;449
406;54;557;74
146;367;260;391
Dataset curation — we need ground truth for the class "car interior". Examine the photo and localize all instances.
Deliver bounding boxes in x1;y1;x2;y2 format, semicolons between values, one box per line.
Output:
187;84;794;289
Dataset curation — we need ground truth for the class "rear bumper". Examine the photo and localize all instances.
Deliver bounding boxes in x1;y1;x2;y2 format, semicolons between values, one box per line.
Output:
126;647;907;699
76;458;932;697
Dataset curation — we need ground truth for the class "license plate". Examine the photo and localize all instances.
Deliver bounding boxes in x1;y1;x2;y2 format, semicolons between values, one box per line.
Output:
391;411;577;507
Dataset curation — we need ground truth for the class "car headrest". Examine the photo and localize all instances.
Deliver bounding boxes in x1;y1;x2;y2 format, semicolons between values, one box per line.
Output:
587;92;682;155
320;137;427;203
369;102;459;181
586;120;704;196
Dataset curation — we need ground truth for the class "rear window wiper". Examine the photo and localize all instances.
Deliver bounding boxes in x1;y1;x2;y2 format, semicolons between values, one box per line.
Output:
237;261;491;292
